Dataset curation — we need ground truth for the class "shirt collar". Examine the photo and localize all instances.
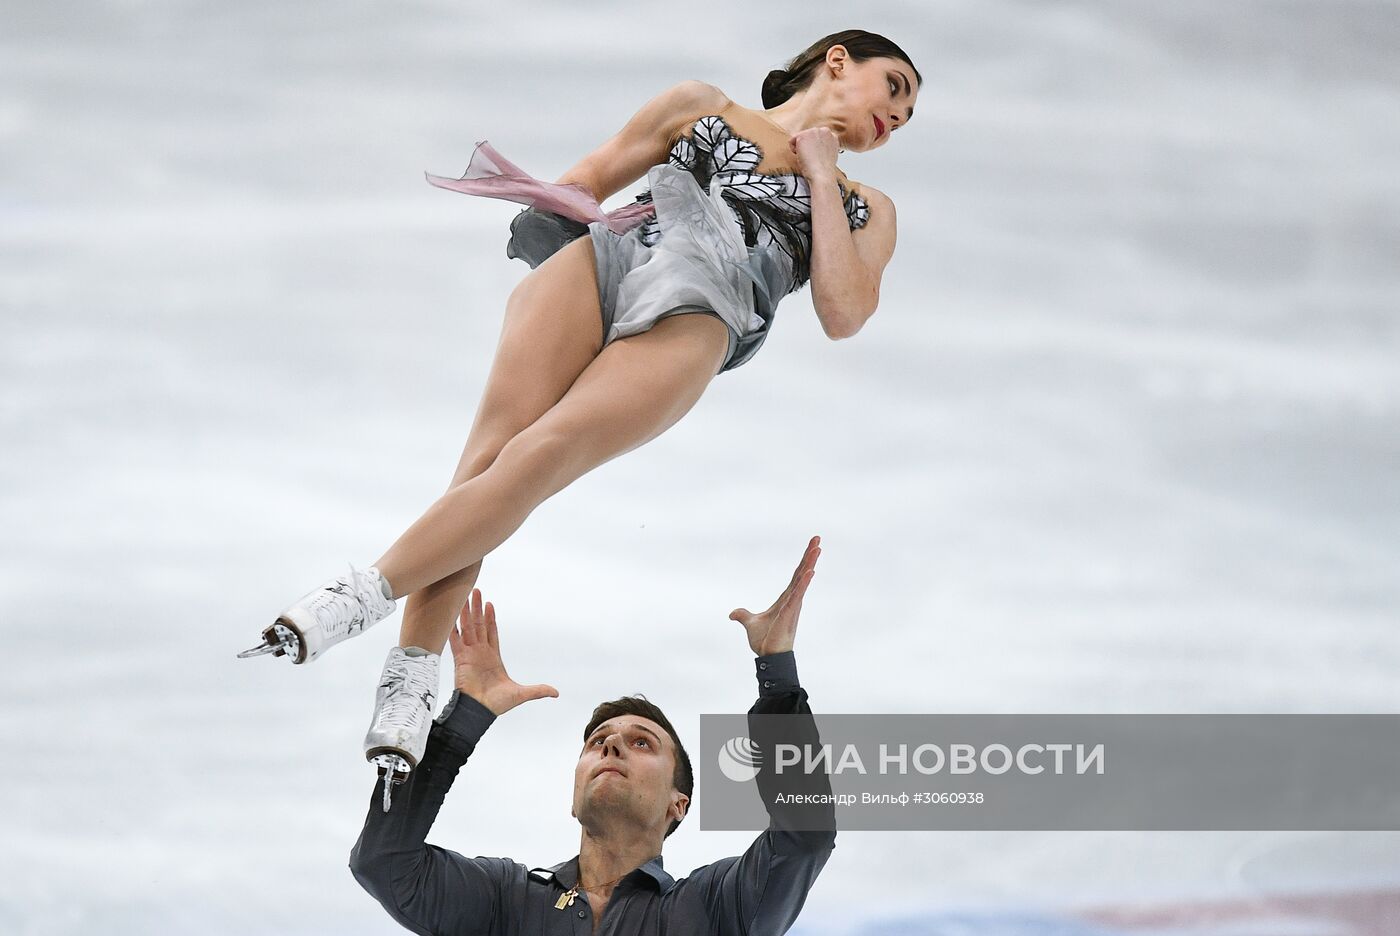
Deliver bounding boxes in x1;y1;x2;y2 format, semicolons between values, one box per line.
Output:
529;854;676;895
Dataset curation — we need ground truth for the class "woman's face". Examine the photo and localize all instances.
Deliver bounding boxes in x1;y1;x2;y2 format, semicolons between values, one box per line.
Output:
832;50;918;152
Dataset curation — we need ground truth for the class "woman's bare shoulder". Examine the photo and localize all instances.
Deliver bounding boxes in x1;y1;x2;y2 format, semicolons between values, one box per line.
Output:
653;81;731;149
852;182;896;240
842;174;890;204
856;180;890;203
667;80;732;114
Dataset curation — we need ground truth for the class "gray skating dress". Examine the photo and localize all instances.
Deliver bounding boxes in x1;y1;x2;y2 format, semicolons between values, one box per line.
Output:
427;99;872;372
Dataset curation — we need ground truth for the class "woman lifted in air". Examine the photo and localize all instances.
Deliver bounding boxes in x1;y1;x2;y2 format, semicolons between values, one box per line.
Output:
240;29;920;788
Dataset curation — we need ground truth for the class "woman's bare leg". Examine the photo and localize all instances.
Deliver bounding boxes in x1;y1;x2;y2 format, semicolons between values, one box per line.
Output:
375;310;729;653
395;235;605;652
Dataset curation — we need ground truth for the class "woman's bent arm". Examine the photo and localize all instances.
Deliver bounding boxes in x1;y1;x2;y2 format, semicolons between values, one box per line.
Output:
808;182;896;339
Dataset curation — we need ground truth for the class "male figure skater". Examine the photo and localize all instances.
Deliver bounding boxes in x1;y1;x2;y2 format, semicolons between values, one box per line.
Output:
350;536;836;934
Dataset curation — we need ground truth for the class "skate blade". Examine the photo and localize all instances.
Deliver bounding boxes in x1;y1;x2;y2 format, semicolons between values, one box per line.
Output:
236;623;301;661
370;753;413;813
236;639;283;658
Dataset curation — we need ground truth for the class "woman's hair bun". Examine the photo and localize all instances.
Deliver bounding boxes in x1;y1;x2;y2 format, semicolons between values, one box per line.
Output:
761;68;791;108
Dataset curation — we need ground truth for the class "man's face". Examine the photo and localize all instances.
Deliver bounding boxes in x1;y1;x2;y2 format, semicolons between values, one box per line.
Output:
572;715;687;835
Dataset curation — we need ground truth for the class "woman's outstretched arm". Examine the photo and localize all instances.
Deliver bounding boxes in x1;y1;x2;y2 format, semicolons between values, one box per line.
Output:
554;79;727;203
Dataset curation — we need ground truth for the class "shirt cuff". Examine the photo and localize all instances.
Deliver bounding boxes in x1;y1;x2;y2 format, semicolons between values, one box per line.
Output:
433;689;498;753
755;650;800;695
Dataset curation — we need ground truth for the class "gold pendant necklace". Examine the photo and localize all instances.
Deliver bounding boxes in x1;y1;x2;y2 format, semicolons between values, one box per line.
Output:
553;870;630;910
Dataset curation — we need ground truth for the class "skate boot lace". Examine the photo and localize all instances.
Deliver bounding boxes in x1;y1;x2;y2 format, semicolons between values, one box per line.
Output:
304;563;380;640
378;654;437;733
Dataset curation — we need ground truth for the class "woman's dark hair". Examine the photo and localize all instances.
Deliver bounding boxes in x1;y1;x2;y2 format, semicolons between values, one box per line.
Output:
584;694;693;837
762;29;922;109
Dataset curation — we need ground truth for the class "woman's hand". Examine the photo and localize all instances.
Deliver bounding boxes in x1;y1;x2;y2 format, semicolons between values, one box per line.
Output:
448;588;558;716
728;535;821;656
789;127;841;184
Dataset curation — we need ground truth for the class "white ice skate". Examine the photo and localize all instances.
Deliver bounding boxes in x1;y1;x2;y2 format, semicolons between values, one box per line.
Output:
238;564;397;664
364;646;440;811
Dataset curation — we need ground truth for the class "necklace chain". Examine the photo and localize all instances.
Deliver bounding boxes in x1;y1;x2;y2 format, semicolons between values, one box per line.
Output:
577;869;629;893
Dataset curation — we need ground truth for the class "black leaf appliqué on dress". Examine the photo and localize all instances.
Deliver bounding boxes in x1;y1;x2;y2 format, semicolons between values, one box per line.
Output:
629;115;870;295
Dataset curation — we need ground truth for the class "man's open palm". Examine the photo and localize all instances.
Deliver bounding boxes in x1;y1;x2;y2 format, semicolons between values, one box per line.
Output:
728;535;820;656
448;588;558;716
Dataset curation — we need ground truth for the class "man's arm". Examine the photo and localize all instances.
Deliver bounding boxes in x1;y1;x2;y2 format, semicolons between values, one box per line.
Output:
349;692;510;936
695;536;836;935
349;590;557;936
697;649;836;935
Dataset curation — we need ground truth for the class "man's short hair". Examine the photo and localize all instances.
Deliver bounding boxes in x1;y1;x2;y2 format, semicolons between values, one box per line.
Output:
584;694;693;837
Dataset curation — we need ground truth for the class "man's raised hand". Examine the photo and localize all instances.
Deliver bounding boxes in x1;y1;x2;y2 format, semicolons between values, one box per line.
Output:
447;588;558;716
728;535;820;656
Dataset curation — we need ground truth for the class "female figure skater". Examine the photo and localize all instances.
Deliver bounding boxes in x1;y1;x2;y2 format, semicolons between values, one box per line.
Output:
240;29;920;784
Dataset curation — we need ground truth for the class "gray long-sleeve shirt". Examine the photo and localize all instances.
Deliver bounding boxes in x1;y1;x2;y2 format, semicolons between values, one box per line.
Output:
349;650;835;935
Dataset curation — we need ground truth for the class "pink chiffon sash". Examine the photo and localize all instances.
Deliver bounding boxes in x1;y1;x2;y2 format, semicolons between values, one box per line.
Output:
425;140;656;235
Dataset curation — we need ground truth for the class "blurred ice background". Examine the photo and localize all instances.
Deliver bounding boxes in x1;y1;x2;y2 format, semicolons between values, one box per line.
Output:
2;1;1398;933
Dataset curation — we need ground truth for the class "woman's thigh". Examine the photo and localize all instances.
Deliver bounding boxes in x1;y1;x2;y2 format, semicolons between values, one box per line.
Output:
495;310;730;498
449;234;605;484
